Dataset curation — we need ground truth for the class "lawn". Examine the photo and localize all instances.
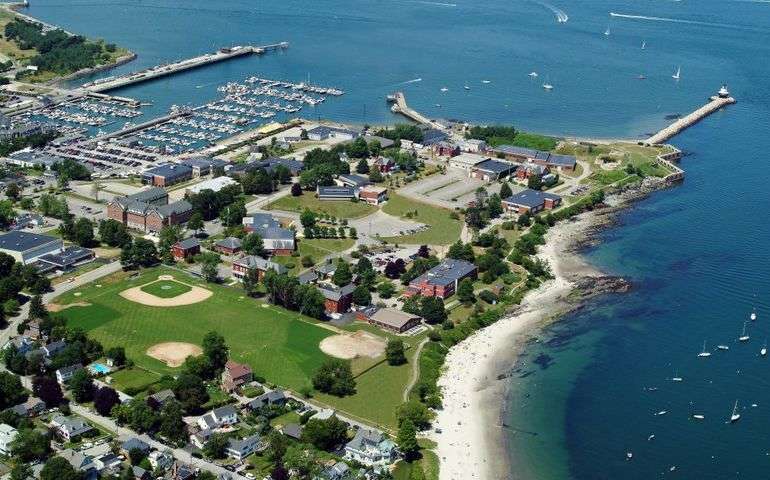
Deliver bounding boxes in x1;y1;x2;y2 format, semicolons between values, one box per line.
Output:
107;366;162;393
273;238;355;274
381;193;463;245
266;193;376;219
0;9;36;62
55;267;334;391
140;280;192;298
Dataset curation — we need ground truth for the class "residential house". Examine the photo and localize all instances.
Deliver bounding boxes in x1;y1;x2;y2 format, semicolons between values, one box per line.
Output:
4;335;34;355
148;450;174;471
225;434;264;460
317;185;358;201
0;231;64;264
171;237;200;261
94;453;123;475
11;213;46;230
141;163;193;187
246;390;286;410
56;363;84;384
356;307;422;334
9;396;46;417
372;156;396;173
197;405;238;431
279;423;302;440
318;283;355;314
336;173;370;189
214;237;242;255
297;270;319;285
51;415;93;441
43;340;67;357
358;186;388;205
306;126;359;141
363;134;395;150
344;429;397;470
190;428;213;450
313;260;337;280
221;360;253;393
232;255;287;281
321;462;350;480
132;466;151;480
256;156;305;176
171;463;196;480
471;159;517;181
147;389;175;410
448;153;487;172
405;258;478;299
0;424;17;455
58;449;97;476
121;437;151;456
502;189;562;215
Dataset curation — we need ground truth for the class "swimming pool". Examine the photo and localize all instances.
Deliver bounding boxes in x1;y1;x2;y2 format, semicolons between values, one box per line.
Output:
89;363;111;375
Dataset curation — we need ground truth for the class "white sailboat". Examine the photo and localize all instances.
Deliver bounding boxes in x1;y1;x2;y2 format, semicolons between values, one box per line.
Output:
440;87;448;92
481;80;491;84
739;322;750;342
730;400;741;423
542;76;554;90
672;66;681;80
761;340;767;357
698;341;712;357
717;344;730;351
464;83;470;91
750;308;757;321
528;72;538;78
671;369;683;382
690;402;705;420
604;26;611;36
641;40;646;50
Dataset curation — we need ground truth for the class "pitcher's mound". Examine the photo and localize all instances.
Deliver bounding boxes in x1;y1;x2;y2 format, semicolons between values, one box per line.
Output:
320;331;386;359
120;275;212;307
146;342;202;367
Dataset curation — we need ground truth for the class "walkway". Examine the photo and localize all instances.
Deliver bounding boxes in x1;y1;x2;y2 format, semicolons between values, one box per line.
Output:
403;338;429;402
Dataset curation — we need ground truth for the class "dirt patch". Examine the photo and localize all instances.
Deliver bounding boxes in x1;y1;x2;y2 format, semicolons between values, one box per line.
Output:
120;275;212;307
146;342;202;367
319;330;386;360
46;302;92;312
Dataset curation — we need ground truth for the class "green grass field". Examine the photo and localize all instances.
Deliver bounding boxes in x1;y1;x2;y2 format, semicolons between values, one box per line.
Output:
381;193;463;245
272;238;355;274
55;268;334;391
266;193;376;219
107;366;162;393
140;280;192;298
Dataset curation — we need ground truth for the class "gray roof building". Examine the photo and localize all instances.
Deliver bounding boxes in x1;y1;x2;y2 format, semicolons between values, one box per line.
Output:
317;185;357;200
337;173;371;188
318;283;356;302
503;189;561;209
0;231;64;264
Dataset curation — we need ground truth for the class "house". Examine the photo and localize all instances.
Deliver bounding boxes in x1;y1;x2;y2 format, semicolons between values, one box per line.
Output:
471;159;517;181
321;461;350;480
221;360;253;393
514;163;547;180
459;138;488;153
318;283;355;314
56;363;83;384
372;156;396;173
214;237;242;255
0;231;64;264
147;389;175;410
172;237;200;261
32;246;95;273
363;134;395;150
148;450;174;471
405;258;478;299
141;163;193;187
9;396;47;417
448;153;487;172
358;186;388;205
336;173;370;189
344;428;397;470
431;141;460;158
181;156;227;177
121;437;151;456
197;405;239;431
225;434;264;460
0;424;17;455
132;466;151;480
246;390;286;410
317;185;358;201
107;187;193;233
356;307;422;334
43;340;67;357
297;270;319;285
280;423;303;440
243;213;295;255
314;260;337;280
95;453;124;474
51;415;93;441
171;463;196;480
185;175;238;195
190;428;213;450
306;126;359;141
4;335;34;355
58;449;96;474
502;189;562;215
256;156;305;176
232;255;287;281
11;213;46;230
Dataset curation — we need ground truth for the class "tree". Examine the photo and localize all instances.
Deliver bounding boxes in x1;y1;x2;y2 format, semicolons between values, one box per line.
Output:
10;463;32;480
527;174;542;191
0;371;25;410
204;432;229;459
0;200;15;229
264;430;288;462
242;232;265;257
368;168;384;183
446;240;475;263
195;252;221;283
28;294;48;320
73;217;94;247
282;445;318;478
187;212;204;235
396;400;431;429
159;401;187;444
241;267;260;297
301;416;348;451
121;238;158;269
487;193;503;218
457;278;475;305
312;359;356;396
300;209;316;229
106;346;126;366
5;182;21;201
499;181;512;199
158;225;183;263
202;331;229;373
420;296;447;325
331;260;352;287
32;376;63;407
173;373;209;414
40;456;81;480
377;281;396;299
385;339;407;366
291;182;302;196
69;369;94;403
129;447;147;465
10;428;50;462
397;419;420;461
351;285;371;306
355;158;370;174
93;386;120;416
98;219;130;247
219;201;246;227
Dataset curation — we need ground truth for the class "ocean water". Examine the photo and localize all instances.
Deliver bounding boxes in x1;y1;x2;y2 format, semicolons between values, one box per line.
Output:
21;0;770;478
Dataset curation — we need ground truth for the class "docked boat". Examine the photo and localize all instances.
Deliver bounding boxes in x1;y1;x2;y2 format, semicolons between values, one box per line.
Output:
698;341;712;357
730;400;741;423
529;72;538;78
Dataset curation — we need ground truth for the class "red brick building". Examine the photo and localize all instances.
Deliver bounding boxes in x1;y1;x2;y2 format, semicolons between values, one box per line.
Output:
172;237;200;261
356;307;422;333
107;187;192;233
358;186;388;205
214;237;242;255
318;283;355;314
232;255;287;281
502;189;562;215
405;258;478;299
221;360;253;393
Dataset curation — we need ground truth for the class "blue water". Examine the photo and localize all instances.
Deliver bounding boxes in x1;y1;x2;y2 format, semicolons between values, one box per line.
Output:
89;362;110;374
19;0;770;478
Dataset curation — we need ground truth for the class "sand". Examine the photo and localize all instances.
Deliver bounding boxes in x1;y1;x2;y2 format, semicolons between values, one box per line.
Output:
46;302;91;312
146;342;202;367
430;212;607;480
319;330;386;359
120;275;212;307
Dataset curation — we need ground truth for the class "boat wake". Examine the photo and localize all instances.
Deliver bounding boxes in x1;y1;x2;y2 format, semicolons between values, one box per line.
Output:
415;1;458;6
609;12;748;30
395;78;423;86
538;2;569;23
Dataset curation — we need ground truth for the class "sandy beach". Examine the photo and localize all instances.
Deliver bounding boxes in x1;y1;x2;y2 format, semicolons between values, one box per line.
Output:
430;211;611;480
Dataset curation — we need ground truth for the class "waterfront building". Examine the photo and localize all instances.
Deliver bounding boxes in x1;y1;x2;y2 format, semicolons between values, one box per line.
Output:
502;189;562;215
471;159;517;181
405;258;478;299
141;163;193;187
449;152;488;172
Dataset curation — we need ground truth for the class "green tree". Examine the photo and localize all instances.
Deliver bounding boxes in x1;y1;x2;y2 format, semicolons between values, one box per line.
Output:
159;400;187;444
264;430;288;462
396;400;431;429
527;174;542;190
446;240;475;263
242;232;265;257
331;260;352;287
120;238;158;269
219;201;246;227
312;359;356;397
187;212;204;235
499;181;512;199
195;252;221;282
0;371;26;410
68;369;94;403
202;331;229;373
385;339;407;366
420;296;447;325
203;433;229;459
351;285;371;306
377;281;396;299
397;418;420;461
282;444;318;478
28;294;48;320
10;463;32;480
173;373;209;414
301;416;349;451
457;278;475;305
5;182;21;201
0;200;15;229
40;456;81;480
128;447;147;465
11;429;51;462
158;225;183;263
98;219;130;247
355;158;370;174
241;267;260;297
368;168;384;183
73;217;94;247
300;208;316;229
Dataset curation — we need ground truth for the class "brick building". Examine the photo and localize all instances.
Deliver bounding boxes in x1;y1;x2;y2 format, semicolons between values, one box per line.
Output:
502;189;562;215
107;187;193;233
232;255;287;281
405;258;478;299
318;283;355;314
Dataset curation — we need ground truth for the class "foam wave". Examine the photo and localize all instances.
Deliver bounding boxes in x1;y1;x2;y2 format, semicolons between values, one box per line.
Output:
415;1;458;6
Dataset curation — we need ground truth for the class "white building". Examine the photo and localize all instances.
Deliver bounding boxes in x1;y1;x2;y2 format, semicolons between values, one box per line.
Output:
0;231;64;264
225;434;265;460
344;428;397;472
196;405;238;431
448;152;487;172
51;415;93;441
56;364;83;384
0;424;18;455
459;138;487;153
185;176;238;195
148;450;175;471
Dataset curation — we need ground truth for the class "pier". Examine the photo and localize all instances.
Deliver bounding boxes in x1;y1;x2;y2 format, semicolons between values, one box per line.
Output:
82;43;289;93
646;86;736;145
389;92;445;130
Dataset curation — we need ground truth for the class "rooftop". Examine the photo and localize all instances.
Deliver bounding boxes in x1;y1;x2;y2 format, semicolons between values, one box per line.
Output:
450;152;488;167
0;231;60;253
411;258;477;288
142;162;193;180
474;159;516;174
317;185;357;197
504;188;562;208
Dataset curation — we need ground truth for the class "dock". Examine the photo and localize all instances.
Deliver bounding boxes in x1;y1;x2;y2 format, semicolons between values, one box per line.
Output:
646;86;736;145
82;43;289;93
389;91;445;130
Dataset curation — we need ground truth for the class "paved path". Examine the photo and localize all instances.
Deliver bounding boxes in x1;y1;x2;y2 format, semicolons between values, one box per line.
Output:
402;338;429;402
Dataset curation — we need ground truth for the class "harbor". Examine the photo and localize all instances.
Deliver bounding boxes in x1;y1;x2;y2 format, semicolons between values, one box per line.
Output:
646;86;736;145
387;91;446;130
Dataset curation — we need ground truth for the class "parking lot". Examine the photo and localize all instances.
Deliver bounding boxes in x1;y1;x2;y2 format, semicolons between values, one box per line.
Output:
398;168;510;209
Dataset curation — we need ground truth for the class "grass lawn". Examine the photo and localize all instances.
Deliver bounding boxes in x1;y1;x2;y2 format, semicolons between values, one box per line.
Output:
140;280;192;298
107;366;162;393
272;238;354;274
266;193;376;219
381;193;463;245
0;9;36;62
269;411;300;429
55;267;334;391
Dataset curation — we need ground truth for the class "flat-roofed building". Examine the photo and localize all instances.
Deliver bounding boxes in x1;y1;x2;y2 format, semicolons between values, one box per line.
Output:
185;176;238;195
317;185;358;201
502;189;562;215
141;163;193;187
0;231;64;264
359;186;388;205
405;258;478;299
356;307;422;333
448;153;488;172
471;159;517;181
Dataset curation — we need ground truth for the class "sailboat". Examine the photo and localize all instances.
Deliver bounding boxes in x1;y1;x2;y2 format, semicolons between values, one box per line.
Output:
690;402;705;420
672;66;681;80
750;309;757;321
671;369;683;382
464;83;470;91
528;72;538;78
717;344;730;351
761;340;767;357
730;400;741;423
698;341;712;357
481;80;491;84
440;87;448;92
739;322;750;342
542;76;554;90
604;26;611;36
641;40;646;50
